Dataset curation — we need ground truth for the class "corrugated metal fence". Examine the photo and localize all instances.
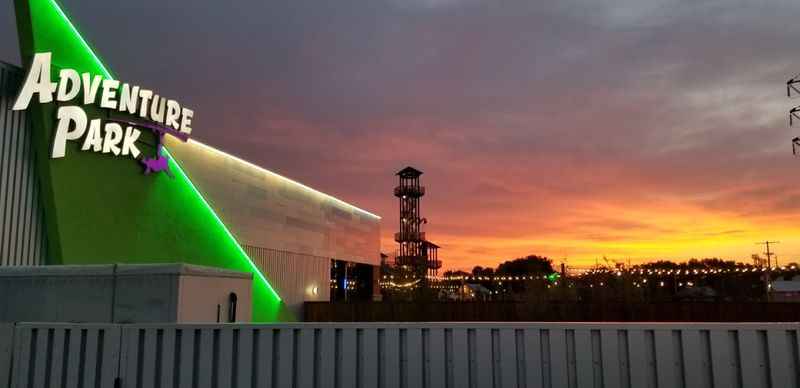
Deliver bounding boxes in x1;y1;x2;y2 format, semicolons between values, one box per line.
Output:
304;301;800;322
0;62;47;267
2;322;799;388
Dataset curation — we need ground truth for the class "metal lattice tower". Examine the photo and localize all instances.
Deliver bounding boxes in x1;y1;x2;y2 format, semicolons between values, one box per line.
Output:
394;167;427;280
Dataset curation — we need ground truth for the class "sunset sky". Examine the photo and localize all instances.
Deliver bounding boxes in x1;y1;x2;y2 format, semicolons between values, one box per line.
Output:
2;0;800;270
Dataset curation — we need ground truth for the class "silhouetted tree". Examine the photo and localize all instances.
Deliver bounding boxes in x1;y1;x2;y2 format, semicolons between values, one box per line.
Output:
496;255;554;276
442;270;470;278
472;266;494;277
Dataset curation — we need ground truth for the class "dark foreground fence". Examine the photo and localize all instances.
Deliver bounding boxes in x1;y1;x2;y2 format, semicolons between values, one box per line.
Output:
2;322;800;388
305;302;800;322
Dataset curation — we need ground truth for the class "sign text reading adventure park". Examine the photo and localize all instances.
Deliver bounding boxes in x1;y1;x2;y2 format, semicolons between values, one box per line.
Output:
12;52;194;177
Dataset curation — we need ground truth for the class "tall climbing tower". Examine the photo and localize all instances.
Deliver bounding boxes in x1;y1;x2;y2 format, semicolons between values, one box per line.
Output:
394;167;428;283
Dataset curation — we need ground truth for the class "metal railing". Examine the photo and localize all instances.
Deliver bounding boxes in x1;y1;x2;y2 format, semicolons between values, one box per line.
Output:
394;186;425;197
394;231;426;242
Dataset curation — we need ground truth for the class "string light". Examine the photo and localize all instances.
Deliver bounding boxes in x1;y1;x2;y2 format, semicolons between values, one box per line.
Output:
379;263;798;292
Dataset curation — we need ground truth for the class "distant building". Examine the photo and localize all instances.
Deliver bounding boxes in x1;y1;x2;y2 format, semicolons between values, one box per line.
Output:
772;276;800;302
463;283;492;301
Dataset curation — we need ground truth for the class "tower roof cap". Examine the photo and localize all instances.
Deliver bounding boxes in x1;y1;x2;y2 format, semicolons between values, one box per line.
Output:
423;240;440;249
396;166;423;177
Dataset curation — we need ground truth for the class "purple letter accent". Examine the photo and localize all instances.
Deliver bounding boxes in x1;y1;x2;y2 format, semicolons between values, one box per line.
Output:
108;118;189;178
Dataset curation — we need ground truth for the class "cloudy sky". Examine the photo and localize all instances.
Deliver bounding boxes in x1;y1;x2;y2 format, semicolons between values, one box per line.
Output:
2;0;800;270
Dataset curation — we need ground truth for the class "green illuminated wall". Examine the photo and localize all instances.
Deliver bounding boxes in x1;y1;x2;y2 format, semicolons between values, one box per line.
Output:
14;0;288;322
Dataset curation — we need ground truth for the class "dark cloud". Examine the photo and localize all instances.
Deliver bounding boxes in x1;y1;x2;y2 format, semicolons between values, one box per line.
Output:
2;0;800;268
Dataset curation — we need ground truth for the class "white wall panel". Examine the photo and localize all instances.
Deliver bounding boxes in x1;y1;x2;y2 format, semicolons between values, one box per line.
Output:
165;137;380;266
4;322;800;388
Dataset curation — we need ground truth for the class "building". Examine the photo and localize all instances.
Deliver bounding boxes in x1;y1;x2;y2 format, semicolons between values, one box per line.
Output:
164;137;381;315
0;0;380;321
772;276;800;302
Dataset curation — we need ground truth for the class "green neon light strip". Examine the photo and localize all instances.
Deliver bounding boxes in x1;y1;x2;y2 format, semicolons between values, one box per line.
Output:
48;0;111;79
165;148;281;300
29;0;283;307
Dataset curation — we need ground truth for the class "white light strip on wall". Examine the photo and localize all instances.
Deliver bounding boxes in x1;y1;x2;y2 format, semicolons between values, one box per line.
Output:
187;139;382;220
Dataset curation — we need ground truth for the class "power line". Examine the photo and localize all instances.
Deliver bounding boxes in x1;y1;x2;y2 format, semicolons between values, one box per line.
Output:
789;73;800;97
756;241;779;300
788;73;800;156
788;74;800;150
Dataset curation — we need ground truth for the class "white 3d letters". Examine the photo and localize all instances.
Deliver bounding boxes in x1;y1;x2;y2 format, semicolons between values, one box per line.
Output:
81;119;103;152
13;52;57;110
56;69;80;102
52;106;88;158
15;52;196;164
99;79;120;110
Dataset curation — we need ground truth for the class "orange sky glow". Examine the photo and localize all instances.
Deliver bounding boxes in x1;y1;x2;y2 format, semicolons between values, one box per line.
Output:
7;1;797;271
385;201;800;271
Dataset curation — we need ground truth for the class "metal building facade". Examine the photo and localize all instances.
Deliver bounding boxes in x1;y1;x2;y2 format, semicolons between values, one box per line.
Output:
0;62;47;267
165;137;382;315
164;137;381;265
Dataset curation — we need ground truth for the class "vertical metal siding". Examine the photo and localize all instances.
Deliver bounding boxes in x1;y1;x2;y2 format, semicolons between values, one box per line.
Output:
4;322;800;388
0;63;47;267
244;245;330;317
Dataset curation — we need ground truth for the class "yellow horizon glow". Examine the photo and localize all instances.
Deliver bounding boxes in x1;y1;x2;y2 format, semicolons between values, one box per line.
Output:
382;199;800;271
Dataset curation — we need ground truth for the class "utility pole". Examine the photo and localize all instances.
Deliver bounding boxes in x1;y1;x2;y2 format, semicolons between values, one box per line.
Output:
756;241;779;301
757;241;779;267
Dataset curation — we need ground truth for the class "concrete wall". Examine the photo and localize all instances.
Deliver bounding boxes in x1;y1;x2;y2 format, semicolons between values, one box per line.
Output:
0;264;252;323
178;271;252;323
0;62;47;267
0;265;114;323
4;322;800;388
165;138;381;265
